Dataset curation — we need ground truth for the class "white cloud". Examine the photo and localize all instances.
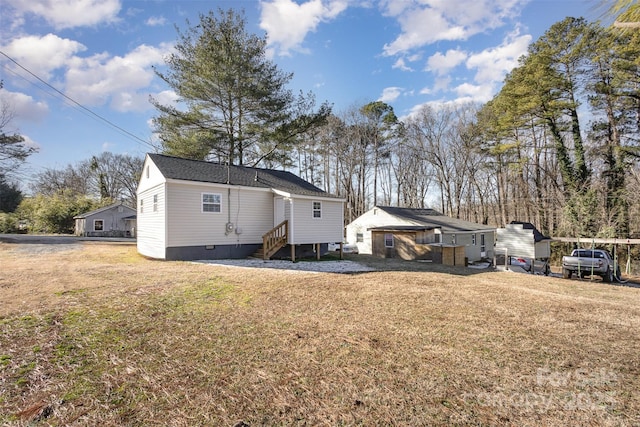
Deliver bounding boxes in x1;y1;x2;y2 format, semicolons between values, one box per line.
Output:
260;0;348;56
5;0;121;30
0;89;49;125
102;141;115;151
383;7;464;55
381;0;526;56
378;86;403;103
433;76;452;93
454;82;494;102
465;30;531;84
146;16;167;27
1;34;86;80
150;90;179;108
64;43;173;112
405;97;477;119
426;49;468;76
392;58;413;71
416;29;530;107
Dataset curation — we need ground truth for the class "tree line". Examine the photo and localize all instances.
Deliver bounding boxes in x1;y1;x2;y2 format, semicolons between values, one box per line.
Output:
1;8;639;239
296;17;640;238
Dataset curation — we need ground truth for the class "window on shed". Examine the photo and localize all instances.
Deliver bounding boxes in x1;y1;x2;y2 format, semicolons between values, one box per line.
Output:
384;233;394;248
356;233;363;243
140;199;144;214
146;165;150;179
451;234;456;244
472;233;476;245
153;194;158;212
202;193;221;213
312;201;321;218
94;219;104;231
480;234;486;252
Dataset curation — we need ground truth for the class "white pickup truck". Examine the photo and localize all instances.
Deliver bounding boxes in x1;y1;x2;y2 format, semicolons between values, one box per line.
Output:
561;249;620;282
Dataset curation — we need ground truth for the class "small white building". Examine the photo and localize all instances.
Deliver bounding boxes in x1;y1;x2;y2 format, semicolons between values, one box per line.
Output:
136;154;345;261
345;206;496;262
495;221;551;260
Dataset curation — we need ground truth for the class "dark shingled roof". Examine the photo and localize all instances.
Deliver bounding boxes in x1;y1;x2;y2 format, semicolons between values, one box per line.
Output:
509;221;550;242
376;206;495;233
149;153;340;198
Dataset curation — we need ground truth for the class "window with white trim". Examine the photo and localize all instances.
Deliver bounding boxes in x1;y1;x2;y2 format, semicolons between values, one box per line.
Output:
202;193;221;213
356;233;363;243
384;233;394;248
94;219;104;231
312;201;321;218
153;194;158;212
140;199;144;214
480;234;486;252
472;233;476;246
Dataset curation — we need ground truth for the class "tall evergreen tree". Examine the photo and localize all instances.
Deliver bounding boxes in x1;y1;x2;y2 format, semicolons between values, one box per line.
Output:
151;9;330;166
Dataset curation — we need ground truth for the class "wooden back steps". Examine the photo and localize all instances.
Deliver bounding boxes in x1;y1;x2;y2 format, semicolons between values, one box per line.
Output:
252;220;288;260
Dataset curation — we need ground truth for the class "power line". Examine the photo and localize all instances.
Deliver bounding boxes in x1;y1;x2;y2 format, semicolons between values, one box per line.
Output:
0;50;156;150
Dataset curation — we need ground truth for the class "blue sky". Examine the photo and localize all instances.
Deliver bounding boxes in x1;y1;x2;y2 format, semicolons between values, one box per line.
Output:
0;0;604;183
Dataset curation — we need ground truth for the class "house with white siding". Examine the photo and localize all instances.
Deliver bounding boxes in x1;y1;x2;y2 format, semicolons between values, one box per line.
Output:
345;206;496;263
136;154;345;261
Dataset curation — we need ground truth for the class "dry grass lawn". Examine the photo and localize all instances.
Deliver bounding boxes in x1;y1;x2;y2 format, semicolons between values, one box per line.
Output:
1;241;639;426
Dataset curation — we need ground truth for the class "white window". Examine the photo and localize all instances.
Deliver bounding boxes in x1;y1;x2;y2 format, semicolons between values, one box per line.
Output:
153;194;158;212
202;193;221;213
94;219;104;231
312;201;321;218
356;233;363;243
146;165;149;178
472;233;476;246
480;234;486;252
384;233;394;248
140;199;144;214
451;234;456;245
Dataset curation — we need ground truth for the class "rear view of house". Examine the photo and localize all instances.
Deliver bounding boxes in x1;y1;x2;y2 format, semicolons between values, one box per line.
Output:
136;154;345;261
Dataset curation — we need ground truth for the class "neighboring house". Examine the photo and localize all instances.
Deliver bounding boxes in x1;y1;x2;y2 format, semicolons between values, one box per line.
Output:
74;202;136;237
136;153;345;261
345;206;496;262
495;221;551;260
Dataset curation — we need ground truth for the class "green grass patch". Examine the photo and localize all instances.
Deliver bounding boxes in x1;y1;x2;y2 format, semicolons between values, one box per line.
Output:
0;354;11;367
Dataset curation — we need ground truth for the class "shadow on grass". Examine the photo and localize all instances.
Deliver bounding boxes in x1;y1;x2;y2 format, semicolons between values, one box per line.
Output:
335;254;496;277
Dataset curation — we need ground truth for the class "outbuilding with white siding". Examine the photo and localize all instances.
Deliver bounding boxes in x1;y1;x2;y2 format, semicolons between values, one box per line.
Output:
136;154;345;261
495;221;551;260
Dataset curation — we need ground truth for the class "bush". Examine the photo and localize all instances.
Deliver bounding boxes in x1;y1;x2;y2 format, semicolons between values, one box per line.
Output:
16;194;107;234
0;213;19;233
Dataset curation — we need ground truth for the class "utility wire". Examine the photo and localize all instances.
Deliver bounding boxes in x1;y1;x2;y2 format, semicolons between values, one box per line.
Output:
0;50;156;150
